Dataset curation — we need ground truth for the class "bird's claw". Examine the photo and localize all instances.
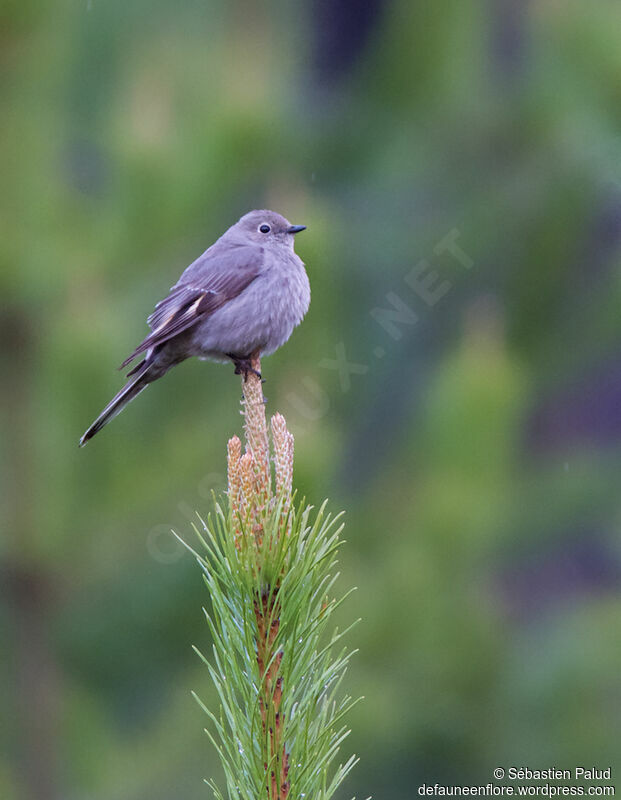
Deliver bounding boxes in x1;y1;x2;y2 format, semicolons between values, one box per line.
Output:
229;355;262;382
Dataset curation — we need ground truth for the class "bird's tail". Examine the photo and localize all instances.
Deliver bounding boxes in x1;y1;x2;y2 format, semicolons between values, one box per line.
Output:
79;366;151;446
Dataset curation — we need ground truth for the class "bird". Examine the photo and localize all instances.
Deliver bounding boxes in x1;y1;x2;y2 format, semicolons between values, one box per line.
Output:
79;209;309;446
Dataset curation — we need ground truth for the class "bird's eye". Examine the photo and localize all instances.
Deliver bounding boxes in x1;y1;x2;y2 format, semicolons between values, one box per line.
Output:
259;224;271;234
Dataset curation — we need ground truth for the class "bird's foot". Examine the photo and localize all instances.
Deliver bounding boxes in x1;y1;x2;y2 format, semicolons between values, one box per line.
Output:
228;354;262;382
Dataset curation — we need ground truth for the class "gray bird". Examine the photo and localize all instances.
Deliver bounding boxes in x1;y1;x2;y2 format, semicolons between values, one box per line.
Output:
80;210;309;446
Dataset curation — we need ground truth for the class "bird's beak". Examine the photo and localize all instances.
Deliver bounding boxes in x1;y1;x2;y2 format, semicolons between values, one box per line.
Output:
287;224;307;234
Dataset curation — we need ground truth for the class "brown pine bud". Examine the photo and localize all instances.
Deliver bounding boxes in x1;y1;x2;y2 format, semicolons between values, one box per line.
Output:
227;436;242;512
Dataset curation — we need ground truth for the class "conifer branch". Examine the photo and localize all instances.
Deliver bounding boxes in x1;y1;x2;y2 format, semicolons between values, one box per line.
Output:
186;357;359;800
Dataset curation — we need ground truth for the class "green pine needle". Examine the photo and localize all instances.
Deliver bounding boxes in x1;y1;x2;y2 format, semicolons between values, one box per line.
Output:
185;495;359;800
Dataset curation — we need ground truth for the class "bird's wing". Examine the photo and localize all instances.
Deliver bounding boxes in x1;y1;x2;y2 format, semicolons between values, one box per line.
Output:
120;245;262;370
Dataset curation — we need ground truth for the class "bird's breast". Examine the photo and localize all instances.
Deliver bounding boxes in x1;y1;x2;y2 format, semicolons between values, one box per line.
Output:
190;255;310;359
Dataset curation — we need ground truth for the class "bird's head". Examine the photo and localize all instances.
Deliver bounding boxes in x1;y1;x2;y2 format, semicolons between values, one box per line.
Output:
235;209;306;249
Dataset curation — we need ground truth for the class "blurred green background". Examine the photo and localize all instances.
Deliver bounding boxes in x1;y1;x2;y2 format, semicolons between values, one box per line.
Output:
2;1;621;798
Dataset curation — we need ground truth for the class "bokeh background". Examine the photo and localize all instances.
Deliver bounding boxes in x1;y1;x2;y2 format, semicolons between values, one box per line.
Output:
2;1;621;798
